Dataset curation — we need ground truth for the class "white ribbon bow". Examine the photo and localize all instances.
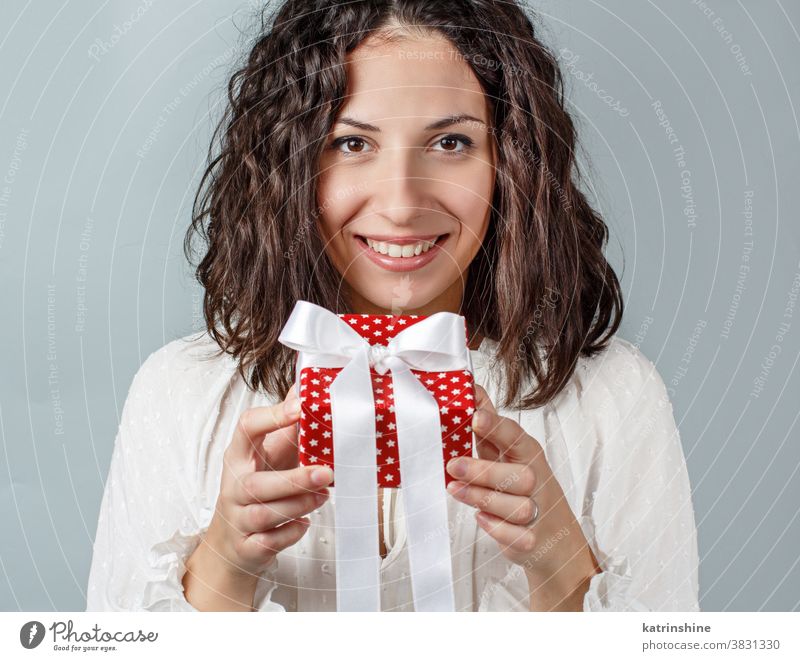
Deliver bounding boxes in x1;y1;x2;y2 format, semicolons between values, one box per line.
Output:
278;300;472;611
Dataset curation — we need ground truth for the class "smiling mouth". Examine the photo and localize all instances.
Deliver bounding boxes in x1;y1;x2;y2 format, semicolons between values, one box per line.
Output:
355;233;449;258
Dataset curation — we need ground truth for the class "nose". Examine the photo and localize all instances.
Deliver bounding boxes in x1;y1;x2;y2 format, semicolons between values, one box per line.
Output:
370;144;430;226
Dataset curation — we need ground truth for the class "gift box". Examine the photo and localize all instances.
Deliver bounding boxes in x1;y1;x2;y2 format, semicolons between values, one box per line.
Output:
279;301;467;610
295;313;476;488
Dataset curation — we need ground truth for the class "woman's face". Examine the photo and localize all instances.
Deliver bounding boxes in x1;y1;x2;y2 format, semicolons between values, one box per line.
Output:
316;31;497;315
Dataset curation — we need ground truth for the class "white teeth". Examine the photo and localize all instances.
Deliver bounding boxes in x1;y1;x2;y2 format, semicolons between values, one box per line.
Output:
365;237;439;257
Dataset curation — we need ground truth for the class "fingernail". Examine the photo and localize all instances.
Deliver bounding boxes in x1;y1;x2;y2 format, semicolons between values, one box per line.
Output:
285;398;302;415
473;409;489;431
448;458;466;478
311;467;333;486
447;481;467;497
314;489;329;504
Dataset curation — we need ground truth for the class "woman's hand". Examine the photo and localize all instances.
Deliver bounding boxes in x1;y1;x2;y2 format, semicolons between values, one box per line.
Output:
206;384;334;580
445;384;601;609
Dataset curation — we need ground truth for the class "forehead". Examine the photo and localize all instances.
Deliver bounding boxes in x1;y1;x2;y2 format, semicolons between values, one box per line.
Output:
340;32;490;122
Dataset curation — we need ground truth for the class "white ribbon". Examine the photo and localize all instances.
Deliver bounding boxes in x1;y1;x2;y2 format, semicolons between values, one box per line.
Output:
278;300;471;611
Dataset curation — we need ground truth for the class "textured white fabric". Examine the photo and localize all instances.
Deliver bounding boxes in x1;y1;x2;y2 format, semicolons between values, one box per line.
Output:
85;331;700;612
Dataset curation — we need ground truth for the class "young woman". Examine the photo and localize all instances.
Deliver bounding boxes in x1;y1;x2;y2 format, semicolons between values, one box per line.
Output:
86;0;700;612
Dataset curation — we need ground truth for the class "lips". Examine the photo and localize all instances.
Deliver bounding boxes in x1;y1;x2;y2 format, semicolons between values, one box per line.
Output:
353;233;450;272
357;234;442;245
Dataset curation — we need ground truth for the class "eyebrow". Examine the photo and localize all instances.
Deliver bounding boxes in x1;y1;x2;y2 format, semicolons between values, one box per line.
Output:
334;113;487;132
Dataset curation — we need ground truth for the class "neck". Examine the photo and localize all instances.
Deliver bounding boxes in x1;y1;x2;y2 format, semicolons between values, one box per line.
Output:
344;279;484;350
345;277;463;316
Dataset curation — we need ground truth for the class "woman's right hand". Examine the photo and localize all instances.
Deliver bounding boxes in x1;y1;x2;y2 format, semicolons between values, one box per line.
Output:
206;384;333;580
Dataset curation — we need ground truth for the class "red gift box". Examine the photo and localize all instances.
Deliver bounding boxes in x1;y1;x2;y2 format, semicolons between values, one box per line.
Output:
296;313;476;488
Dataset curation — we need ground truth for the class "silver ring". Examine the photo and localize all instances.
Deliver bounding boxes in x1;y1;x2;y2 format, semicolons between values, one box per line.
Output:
526;498;540;526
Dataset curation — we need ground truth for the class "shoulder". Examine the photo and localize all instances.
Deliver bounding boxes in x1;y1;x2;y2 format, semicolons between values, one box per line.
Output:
132;331;236;387
113;331;260;476
123;331;244;428
575;335;661;388
559;335;673;429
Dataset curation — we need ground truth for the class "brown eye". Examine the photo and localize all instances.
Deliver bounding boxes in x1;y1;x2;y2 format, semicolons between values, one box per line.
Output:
433;134;474;155
440;136;459;151
345;138;365;152
332;136;372;156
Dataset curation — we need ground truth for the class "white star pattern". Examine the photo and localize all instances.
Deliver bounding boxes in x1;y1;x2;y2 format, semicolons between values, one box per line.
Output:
296;313;474;487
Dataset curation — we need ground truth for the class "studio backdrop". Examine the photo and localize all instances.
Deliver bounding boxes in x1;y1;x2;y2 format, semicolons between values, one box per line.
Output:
0;0;798;611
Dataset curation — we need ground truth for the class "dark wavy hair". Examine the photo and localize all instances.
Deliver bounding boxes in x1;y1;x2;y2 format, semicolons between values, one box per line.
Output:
184;0;624;410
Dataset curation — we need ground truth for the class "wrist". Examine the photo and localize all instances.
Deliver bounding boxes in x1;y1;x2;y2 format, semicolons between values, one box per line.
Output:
183;531;260;611
201;523;264;587
524;535;600;611
202;536;260;584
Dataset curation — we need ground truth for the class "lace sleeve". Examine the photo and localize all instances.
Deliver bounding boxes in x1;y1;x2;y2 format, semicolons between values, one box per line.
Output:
86;344;285;612
579;341;700;612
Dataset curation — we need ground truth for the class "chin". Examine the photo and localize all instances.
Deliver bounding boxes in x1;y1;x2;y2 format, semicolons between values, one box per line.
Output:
347;281;444;315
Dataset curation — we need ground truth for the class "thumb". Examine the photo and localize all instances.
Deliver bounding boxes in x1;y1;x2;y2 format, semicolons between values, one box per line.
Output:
230;394;301;465
260;384;301;471
472;383;500;461
262;417;300;471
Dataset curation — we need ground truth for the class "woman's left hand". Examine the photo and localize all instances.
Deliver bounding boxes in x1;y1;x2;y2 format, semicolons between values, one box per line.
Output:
445;384;601;597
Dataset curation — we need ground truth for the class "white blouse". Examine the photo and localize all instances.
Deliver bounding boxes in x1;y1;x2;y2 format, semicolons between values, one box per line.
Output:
86;331;700;612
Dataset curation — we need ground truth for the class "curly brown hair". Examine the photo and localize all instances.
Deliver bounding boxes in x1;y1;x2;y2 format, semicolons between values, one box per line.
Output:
184;0;623;410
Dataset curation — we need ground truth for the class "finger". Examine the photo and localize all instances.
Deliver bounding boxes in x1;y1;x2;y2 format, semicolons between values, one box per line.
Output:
475;438;501;462
262;385;302;470
229;399;302;462
474;431;501;462
446;481;537;526
236;464;334;505
237;489;329;533
471;384;501;460
472;407;539;463
262;419;300;471
445;456;535;496
476;511;537;554
473;383;497;415
237;518;311;567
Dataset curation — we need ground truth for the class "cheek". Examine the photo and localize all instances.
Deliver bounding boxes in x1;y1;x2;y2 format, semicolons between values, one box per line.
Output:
316;175;364;243
441;166;494;261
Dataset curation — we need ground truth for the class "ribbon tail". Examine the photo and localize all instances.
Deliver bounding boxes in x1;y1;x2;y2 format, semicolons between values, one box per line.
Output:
391;363;456;611
329;346;382;611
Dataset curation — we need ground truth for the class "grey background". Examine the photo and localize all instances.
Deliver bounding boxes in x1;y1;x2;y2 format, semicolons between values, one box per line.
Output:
0;0;798;611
